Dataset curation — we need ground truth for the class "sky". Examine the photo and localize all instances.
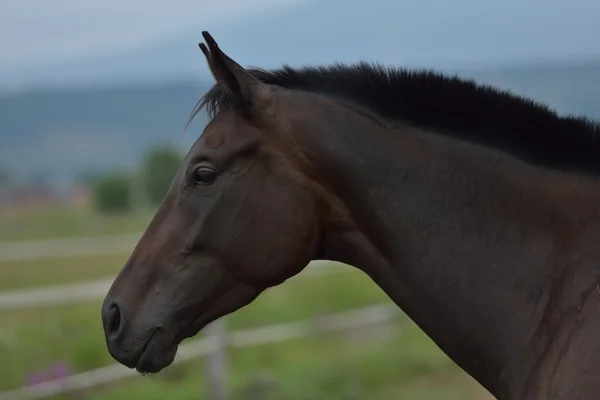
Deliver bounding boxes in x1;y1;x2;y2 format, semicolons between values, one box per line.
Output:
0;0;309;67
1;0;600;184
0;0;313;90
1;0;600;91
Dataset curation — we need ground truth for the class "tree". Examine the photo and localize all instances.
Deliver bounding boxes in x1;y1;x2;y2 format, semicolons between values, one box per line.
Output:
92;173;132;213
76;169;103;187
142;145;183;206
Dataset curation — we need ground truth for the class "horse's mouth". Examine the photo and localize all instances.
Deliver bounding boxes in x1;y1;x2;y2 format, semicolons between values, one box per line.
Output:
133;329;178;374
131;308;215;374
132;277;258;374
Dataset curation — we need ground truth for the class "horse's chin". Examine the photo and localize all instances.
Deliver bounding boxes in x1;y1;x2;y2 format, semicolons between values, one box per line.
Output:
134;319;206;374
178;311;217;341
133;332;179;374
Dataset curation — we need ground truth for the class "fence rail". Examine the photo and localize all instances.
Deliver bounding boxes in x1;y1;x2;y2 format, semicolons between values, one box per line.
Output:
0;234;371;400
0;303;399;400
0;233;141;262
0;261;346;311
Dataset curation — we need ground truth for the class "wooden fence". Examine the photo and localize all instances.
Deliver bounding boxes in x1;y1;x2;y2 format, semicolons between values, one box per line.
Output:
0;234;141;263
0;304;399;400
0;261;345;311
0;235;388;400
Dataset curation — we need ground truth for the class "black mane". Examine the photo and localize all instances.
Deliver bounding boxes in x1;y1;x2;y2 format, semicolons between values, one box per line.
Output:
192;62;600;176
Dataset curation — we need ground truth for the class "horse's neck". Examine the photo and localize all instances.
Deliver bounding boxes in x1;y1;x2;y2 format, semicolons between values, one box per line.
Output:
299;119;600;398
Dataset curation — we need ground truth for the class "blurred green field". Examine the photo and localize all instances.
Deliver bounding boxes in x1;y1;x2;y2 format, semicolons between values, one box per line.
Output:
0;254;126;291
0;208;490;400
0;207;152;241
83;323;484;400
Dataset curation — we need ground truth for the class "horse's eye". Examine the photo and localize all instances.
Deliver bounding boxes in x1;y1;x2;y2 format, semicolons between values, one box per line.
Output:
191;166;217;185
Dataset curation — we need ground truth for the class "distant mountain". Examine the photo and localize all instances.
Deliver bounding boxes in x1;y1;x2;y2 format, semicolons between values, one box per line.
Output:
0;81;211;184
464;61;600;118
1;62;599;185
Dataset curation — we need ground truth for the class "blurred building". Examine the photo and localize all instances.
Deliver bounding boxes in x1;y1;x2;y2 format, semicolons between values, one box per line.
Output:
0;183;91;214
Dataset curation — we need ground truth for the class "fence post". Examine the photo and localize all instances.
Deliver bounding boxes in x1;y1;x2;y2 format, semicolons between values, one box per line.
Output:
204;318;229;400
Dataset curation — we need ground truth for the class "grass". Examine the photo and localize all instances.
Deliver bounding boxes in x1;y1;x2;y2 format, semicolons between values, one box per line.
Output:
0;207;152;242
0;207;146;291
0;253;127;291
0;208;491;399
81;324;484;400
0;269;389;391
0;268;489;399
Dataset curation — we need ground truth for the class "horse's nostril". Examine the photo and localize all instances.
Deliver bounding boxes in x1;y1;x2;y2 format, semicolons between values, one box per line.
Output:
106;303;122;339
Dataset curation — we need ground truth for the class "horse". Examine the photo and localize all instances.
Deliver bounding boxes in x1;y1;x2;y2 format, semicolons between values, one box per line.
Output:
101;31;600;399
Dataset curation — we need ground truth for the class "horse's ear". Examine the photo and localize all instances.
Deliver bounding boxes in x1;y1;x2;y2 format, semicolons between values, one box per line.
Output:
199;31;269;112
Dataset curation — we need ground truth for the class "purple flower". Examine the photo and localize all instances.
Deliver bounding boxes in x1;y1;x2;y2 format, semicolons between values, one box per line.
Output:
26;372;47;386
50;362;71;380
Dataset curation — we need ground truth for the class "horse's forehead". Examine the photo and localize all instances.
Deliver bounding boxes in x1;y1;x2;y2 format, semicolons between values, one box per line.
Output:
202;126;225;150
194;112;252;151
